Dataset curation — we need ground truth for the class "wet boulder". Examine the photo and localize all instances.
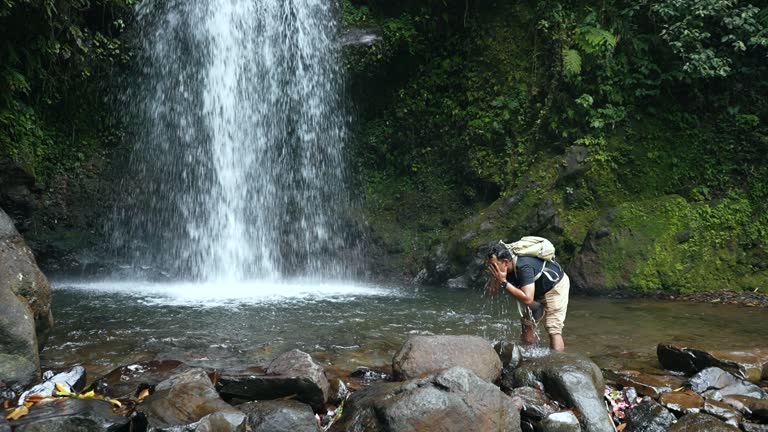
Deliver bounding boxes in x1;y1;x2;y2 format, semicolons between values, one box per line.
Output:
267;350;329;402
538;411;581;432
721;395;768;421
331;367;522;432
686;367;766;399
657;344;768;383
218;350;329;411
617;373;673;398
623;400;676;432
702;399;742;426
512;352;613;432
137;368;245;432
18;366;87;404
8;398;130;432
668;412;740;431
237;400;319;432
0;209;53;386
0;209;53;341
742;422;768;432
392;335;501;382
658;391;704;414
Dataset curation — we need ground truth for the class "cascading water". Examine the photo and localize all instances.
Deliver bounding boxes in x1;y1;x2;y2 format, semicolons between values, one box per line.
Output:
113;0;352;281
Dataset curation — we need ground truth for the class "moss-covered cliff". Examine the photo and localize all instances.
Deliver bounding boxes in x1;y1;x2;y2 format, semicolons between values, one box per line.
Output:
343;0;768;293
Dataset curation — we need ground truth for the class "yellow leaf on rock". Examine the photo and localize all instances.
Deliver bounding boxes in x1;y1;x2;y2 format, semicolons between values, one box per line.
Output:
137;388;150;402
108;399;122;408
55;383;71;394
6;405;29;421
79;390;96;399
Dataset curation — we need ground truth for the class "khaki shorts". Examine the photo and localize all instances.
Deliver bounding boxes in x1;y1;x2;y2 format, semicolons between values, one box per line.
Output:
517;273;570;335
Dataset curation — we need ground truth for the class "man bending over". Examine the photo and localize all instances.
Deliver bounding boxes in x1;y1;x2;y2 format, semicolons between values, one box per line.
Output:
485;242;570;351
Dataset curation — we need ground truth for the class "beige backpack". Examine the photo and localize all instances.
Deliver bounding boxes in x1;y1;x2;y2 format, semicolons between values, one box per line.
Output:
499;236;561;282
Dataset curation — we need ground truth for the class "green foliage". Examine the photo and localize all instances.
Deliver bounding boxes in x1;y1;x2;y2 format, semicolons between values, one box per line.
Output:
0;0;136;183
651;0;768;78
562;49;582;77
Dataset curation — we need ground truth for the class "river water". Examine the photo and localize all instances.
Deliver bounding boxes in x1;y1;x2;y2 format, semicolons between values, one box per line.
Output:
41;282;768;378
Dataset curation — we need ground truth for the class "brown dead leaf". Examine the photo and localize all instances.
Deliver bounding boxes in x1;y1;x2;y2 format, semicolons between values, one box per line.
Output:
6;405;29;421
25;394;45;404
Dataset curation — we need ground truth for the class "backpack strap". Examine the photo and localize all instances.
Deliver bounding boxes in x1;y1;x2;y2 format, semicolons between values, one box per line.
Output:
533;260;562;283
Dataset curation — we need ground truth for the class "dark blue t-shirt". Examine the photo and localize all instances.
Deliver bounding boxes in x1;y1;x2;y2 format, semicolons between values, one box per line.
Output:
505;256;564;300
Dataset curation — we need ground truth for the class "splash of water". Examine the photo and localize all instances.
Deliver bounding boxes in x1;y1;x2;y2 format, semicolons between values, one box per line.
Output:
113;0;351;281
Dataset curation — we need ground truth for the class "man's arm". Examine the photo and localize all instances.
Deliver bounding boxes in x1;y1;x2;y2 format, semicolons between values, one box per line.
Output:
505;282;535;305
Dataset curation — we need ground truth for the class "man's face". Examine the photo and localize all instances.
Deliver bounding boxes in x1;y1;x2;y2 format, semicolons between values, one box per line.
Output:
486;255;508;271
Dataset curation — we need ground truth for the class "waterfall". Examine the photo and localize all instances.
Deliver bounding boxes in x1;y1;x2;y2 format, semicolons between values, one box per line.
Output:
113;0;351;281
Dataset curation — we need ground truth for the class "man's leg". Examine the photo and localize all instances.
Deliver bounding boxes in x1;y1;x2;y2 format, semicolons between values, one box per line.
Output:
549;333;565;352
543;274;570;352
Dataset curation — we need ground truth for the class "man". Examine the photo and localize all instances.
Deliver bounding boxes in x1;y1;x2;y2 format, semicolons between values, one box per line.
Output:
485;242;570;351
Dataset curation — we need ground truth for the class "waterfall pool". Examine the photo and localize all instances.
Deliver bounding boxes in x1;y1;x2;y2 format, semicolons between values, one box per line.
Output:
41;281;768;379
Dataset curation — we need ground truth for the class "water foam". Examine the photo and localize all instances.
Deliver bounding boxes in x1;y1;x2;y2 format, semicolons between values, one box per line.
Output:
53;280;394;307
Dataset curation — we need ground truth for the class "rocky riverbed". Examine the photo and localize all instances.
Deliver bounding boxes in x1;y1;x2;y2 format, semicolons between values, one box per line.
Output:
2;336;767;431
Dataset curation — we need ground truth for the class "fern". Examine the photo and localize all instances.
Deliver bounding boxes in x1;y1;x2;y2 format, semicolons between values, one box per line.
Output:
562;48;582;78
577;26;618;53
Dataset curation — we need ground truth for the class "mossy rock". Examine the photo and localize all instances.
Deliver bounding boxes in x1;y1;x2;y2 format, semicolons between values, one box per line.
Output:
569;195;768;294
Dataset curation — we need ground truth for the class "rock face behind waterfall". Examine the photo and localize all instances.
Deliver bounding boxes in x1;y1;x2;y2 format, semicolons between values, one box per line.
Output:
0;208;53;387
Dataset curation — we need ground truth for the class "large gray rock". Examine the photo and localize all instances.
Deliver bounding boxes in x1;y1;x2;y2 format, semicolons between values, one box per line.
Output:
668;412;740;431
331;367;521;432
512;352;614;432
0;287;38;388
392;335;501;382
8;398;130;432
0;208;52;387
137;368;245;432
237;400;319;432
0;209;53;338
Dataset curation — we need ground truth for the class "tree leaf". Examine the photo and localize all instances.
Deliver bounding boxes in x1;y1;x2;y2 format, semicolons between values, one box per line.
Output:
562;49;582;77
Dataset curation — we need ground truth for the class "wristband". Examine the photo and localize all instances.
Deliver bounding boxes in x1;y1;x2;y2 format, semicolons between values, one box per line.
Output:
500;281;508;290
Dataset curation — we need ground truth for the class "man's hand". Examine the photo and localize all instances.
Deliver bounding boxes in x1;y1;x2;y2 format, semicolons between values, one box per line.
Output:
487;260;507;284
